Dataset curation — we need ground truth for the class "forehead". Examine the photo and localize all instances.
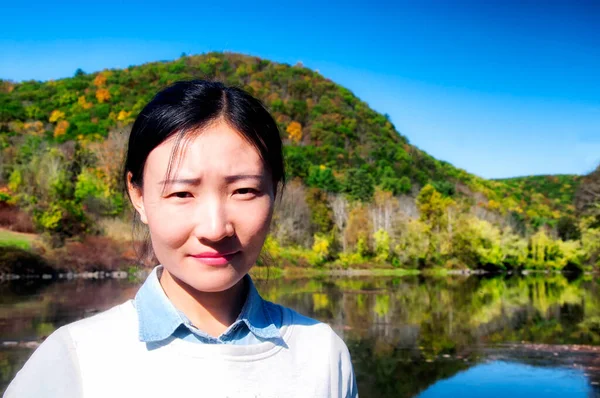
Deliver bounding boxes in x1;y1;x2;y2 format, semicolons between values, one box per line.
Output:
145;122;266;179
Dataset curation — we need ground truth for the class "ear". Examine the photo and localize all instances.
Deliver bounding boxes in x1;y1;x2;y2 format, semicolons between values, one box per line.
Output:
127;172;148;225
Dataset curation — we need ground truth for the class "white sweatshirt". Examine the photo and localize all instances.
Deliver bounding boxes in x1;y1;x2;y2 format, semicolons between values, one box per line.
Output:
5;300;358;397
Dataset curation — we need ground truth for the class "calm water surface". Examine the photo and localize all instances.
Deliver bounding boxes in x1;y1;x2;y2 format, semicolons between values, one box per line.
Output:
1;272;600;397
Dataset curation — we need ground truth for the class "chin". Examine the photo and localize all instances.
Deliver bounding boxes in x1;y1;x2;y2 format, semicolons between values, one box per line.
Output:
178;263;248;293
192;276;243;293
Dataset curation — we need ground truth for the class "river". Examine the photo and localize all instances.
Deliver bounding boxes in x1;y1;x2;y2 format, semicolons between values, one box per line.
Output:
1;272;599;397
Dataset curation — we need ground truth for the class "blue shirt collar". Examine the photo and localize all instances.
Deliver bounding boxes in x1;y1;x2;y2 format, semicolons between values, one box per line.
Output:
134;265;280;343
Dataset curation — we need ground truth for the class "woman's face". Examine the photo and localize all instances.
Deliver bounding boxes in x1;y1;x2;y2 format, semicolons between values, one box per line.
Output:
128;121;274;293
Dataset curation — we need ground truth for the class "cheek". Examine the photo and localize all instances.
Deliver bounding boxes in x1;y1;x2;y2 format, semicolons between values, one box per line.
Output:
144;201;192;249
233;199;273;245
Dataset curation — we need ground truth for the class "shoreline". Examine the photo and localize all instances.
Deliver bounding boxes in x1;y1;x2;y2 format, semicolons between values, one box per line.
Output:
0;265;592;281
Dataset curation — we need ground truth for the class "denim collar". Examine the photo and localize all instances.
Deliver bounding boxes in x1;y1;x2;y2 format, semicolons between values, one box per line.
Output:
135;265;280;343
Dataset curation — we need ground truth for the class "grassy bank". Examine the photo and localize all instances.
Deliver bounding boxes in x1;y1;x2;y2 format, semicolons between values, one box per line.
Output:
0;228;136;275
0;230;36;251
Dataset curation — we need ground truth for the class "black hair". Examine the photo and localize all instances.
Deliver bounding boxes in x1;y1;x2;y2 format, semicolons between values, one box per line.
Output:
124;80;284;195
122;80;285;264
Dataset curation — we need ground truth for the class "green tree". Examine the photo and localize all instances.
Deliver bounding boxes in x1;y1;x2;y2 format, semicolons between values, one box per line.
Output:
284;146;310;179
557;216;581;241
305;188;334;235
378;166;412;195
432;180;456;197
381;175;412;195
344;168;375;202
306;165;340;193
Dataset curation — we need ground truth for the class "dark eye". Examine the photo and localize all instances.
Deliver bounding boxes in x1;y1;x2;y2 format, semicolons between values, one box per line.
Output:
235;188;258;197
171;192;192;199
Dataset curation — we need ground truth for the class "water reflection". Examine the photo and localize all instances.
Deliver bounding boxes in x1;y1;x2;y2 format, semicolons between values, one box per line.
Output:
1;273;600;396
418;361;592;397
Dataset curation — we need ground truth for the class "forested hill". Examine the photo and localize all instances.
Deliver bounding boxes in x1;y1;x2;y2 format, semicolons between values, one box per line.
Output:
0;52;582;225
494;174;582;217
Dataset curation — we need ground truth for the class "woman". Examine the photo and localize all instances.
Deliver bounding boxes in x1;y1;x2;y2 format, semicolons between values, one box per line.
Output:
5;80;358;397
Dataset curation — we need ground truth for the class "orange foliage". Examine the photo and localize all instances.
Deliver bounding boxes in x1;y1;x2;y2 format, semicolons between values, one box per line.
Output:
93;73;107;87
286;121;303;144
54;120;70;138
95;88;111;103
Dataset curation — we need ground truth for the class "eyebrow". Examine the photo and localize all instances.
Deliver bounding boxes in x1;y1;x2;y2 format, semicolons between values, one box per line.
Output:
158;175;264;186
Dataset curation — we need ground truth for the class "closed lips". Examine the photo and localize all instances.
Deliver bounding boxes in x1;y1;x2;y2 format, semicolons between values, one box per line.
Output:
191;251;238;258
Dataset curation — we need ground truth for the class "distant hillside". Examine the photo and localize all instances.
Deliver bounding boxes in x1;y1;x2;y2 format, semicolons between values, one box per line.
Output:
493;174;581;219
0;52;582;225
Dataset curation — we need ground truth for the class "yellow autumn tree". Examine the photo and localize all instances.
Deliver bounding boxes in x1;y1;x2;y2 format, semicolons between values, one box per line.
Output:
286;121;302;143
78;95;93;109
117;110;131;121
416;184;454;232
96;88;111;103
49;110;65;123
486;199;501;211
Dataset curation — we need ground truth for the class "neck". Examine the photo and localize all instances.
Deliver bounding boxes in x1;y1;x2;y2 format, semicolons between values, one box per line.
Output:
159;268;247;338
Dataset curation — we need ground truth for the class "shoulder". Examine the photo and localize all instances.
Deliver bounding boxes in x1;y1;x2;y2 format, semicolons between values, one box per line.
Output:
5;325;82;397
270;304;358;397
64;300;139;346
270;303;351;358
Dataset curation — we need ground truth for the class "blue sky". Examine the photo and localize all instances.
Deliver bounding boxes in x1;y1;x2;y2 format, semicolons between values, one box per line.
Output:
1;0;598;179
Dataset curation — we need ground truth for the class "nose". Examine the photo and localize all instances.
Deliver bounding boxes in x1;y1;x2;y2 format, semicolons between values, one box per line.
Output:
192;195;234;243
